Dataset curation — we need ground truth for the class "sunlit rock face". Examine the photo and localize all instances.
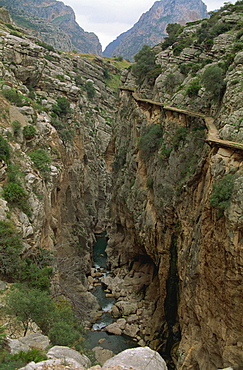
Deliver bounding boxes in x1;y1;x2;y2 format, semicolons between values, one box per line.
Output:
103;0;208;60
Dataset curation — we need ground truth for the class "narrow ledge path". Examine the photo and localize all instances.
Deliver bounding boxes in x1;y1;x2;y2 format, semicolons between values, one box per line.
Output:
121;88;243;152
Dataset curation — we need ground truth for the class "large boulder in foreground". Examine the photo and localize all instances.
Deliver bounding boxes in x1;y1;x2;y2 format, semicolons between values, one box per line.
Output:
47;346;91;368
102;347;167;370
7;333;50;354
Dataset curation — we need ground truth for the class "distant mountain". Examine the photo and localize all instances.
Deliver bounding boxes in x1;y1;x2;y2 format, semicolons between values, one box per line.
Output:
0;0;102;55
103;0;209;60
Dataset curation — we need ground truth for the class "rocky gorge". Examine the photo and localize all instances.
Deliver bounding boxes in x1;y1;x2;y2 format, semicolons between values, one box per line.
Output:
0;3;243;370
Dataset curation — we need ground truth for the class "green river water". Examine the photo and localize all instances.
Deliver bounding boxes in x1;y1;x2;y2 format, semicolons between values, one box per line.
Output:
85;234;138;354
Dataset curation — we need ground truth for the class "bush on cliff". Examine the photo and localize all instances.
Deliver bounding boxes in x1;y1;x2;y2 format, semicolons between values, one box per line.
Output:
201;64;225;100
0;135;10;162
132;45;160;84
210;174;235;215
0;221;23;278
52;96;71;116
27;149;51;177
138;124;163;161
2;181;30;215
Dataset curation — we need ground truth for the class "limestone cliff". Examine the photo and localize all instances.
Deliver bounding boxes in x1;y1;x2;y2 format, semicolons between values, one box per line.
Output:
106;3;243;370
103;0;208;60
0;10;121;321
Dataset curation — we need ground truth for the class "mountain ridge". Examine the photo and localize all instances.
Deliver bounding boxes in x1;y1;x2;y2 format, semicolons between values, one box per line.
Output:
0;0;102;55
103;0;209;60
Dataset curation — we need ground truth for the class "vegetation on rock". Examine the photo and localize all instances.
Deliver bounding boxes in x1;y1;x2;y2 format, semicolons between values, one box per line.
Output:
210;174;235;214
132;45;161;84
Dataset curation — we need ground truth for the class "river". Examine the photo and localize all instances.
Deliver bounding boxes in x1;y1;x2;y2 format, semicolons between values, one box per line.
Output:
85;233;138;354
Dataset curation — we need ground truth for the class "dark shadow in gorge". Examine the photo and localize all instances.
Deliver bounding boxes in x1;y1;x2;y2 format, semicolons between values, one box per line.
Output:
160;233;181;370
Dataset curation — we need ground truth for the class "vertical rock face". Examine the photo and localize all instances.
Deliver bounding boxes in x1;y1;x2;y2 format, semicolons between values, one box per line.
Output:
103;0;208;60
0;16;115;320
107;5;243;369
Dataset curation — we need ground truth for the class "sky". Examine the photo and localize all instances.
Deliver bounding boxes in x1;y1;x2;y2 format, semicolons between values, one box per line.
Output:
64;0;236;50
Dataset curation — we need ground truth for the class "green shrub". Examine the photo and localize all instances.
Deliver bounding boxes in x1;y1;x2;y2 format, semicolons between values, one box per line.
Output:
210;174;235;215
173;43;185;56
112;148;127;172
11;349;47;364
179;64;190;75
0;221;23;278
56;74;65;82
138;124;163;161
2;182;29;214
201;64;225;100
44;55;55;62
0;135;10;161
146;177;154;190
103;67;111;80
84;81;96;99
59;128;74;144
18;259;53;290
132;45;158;84
49;298;84;350
160;145;172;162
172;127;188;150
36;40;55;52
52;96;71;116
27;88;36;101
5;23;16;31
48;321;81;347
28;149;51;176
164;73;177;91
51;118;74;144
23;125;36;140
10;30;23;38
2;88;25;107
4;286;55;335
12;120;21;136
236;28;243;39
233;41;243;52
74;74;83;87
186;79;201;97
161;23;184;50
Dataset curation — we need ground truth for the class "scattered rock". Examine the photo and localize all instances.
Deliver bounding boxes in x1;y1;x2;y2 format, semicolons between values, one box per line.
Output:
7;338;30;355
19;358;86;369
98;338;106;344
105;323;122;336
102;347;167;370
47;346;91;368
19;333;50;350
92;346;114;366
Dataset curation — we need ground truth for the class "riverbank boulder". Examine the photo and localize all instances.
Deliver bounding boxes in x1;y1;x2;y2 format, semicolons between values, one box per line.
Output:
92;346;114;365
7;333;50;354
102;347;167;370
47;346;91;368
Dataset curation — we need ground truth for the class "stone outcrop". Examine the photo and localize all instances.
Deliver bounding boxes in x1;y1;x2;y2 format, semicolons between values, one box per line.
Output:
7;334;50;354
103;0;208;60
47;346;91;368
19;347;167;370
102;347;168;370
